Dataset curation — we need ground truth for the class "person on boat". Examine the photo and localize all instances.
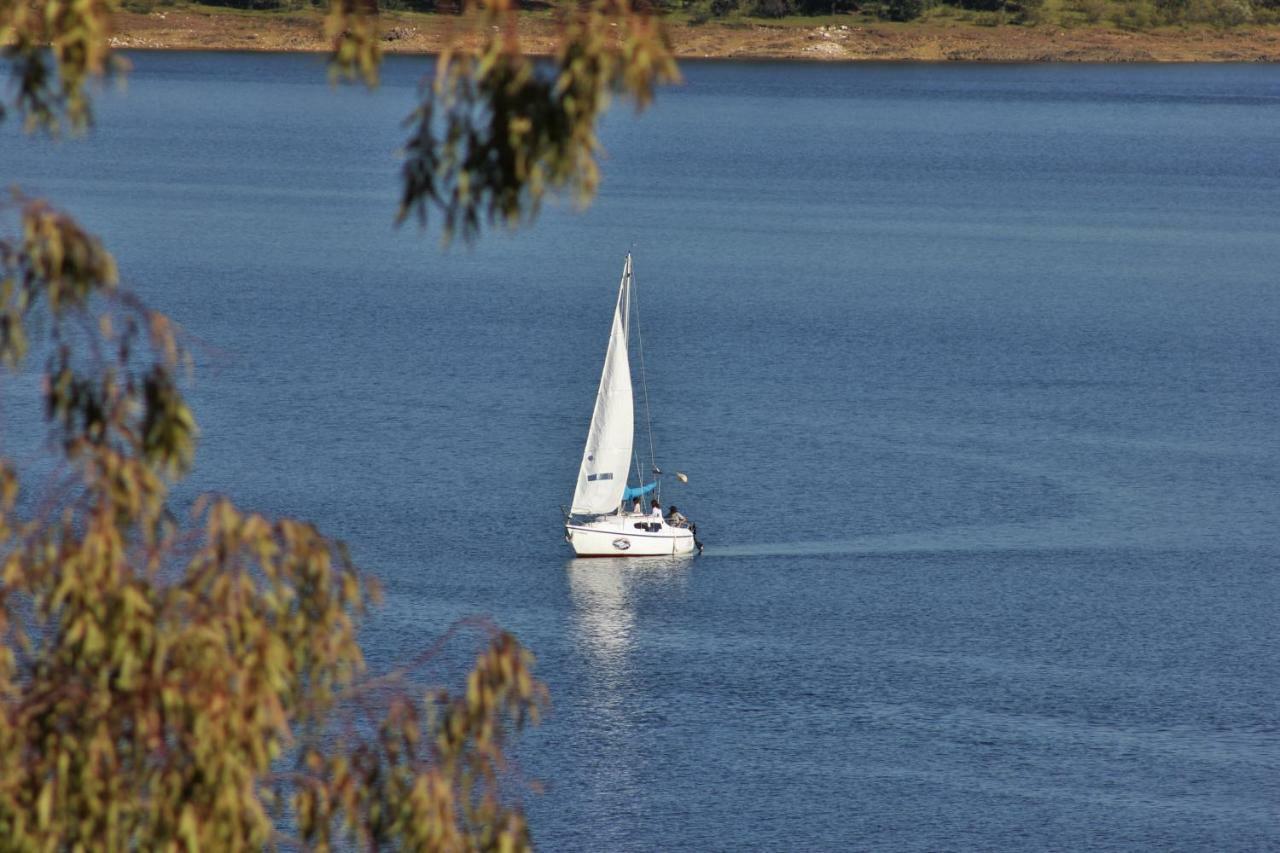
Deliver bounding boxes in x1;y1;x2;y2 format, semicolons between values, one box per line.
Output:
650;499;662;518
631;498;643;515
666;506;688;528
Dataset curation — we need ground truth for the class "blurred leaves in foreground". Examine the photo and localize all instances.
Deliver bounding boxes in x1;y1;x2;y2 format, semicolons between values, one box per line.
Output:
0;196;547;847
1;0;672;839
3;0;678;240
391;0;679;241
0;0;124;132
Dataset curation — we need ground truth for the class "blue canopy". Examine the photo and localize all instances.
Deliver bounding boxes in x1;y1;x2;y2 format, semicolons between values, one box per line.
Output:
622;482;657;501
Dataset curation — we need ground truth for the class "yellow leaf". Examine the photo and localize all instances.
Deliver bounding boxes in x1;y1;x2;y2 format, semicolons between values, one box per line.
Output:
179;804;200;852
36;780;53;829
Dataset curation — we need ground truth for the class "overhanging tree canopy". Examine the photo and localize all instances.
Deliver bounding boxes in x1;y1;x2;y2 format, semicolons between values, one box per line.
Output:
0;0;677;846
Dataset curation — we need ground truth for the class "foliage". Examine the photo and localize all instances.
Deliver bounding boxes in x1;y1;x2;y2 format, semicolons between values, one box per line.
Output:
1186;0;1253;24
1009;0;1043;23
0;0;681;841
1153;0;1190;20
393;0;679;242
881;0;925;22
379;0;465;13
681;0;750;24
747;0;795;16
0;195;547;847
1252;2;1279;21
640;0;1276;26
0;0;122;132
2;0;677;241
944;0;1040;20
1113;0;1157;28
1065;0;1107;22
686;4;713;23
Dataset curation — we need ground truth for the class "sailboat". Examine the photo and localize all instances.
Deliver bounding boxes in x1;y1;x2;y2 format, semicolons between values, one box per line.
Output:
564;255;698;558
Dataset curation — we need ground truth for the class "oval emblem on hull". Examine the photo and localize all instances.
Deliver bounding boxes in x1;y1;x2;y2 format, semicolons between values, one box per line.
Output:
612;538;631;551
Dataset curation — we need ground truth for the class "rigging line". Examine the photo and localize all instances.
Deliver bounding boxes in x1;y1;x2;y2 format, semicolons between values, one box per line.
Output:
630;264;645;501
631;255;660;506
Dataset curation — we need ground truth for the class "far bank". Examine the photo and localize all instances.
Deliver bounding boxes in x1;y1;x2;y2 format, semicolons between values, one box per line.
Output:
109;7;1280;62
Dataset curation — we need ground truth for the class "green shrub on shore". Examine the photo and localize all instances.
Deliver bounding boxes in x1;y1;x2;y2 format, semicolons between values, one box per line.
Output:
1113;0;1157;27
882;0;925;19
1188;0;1253;24
1066;0;1107;22
748;0;795;16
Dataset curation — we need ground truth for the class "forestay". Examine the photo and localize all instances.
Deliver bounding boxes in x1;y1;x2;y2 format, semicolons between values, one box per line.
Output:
570;256;635;515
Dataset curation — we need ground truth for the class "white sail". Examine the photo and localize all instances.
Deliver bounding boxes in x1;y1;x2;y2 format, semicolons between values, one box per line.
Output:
570;256;634;515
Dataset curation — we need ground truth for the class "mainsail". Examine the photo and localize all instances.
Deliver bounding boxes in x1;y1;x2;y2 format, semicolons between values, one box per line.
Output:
570;256;634;515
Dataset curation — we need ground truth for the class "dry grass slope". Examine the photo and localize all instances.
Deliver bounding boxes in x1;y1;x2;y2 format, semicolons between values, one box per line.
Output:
107;6;1280;61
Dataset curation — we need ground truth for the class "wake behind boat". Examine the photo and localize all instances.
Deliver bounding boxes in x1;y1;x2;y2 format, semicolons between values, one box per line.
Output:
564;255;700;558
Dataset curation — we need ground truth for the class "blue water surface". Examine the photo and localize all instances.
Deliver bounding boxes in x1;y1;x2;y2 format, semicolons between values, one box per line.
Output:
2;54;1279;849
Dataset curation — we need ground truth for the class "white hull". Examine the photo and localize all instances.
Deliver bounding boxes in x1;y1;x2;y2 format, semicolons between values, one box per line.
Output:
566;515;697;557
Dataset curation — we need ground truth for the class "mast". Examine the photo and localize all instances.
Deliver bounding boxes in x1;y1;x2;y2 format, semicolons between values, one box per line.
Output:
630;255;660;507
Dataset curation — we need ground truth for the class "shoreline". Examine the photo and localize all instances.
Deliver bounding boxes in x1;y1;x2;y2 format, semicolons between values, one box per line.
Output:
109;8;1280;62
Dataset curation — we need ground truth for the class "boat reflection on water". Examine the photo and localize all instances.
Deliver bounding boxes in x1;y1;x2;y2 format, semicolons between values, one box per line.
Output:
564;557;693;818
566;556;691;673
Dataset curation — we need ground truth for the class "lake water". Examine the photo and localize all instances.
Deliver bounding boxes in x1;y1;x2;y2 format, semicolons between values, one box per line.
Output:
2;54;1279;849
